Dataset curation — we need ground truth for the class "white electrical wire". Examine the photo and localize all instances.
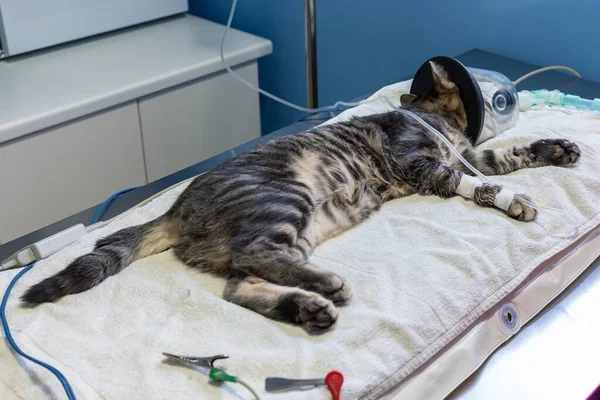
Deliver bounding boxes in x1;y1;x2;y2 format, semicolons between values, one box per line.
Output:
236;378;262;400
221;0;584;231
514;66;581;86
221;0;379;113
0;259;18;272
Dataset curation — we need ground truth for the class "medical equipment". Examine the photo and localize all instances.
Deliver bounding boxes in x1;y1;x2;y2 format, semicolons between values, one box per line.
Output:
468;66;520;144
266;371;344;400
163;352;229;368
410;56;521;145
163;352;261;399
0;187;138;272
0;225;87;271
220;0;588;229
0;0;188;58
0;186;142;400
1;261;78;400
513;65;581;86
519;89;600;112
411;57;477;144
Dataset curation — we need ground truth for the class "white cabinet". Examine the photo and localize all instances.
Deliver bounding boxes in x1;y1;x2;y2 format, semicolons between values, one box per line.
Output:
0;15;271;243
139;63;261;182
0;103;146;243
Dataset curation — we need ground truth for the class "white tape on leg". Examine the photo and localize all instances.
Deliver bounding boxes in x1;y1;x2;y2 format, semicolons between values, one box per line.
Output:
494;189;515;211
455;174;483;199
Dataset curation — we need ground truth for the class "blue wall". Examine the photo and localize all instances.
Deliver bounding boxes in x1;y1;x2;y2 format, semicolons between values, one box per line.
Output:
191;0;600;134
189;0;306;134
318;0;600;105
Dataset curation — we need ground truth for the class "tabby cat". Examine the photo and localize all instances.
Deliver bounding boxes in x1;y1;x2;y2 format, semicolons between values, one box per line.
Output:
23;62;580;332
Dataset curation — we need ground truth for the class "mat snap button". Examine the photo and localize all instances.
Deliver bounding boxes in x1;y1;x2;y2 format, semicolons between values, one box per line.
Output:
498;303;520;334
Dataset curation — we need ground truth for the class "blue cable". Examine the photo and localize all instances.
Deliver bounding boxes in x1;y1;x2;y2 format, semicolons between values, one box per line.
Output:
1;185;138;399
0;263;77;399
90;186;139;224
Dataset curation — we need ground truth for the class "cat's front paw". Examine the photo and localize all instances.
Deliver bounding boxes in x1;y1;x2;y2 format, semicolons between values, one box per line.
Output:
507;194;538;222
530;139;581;166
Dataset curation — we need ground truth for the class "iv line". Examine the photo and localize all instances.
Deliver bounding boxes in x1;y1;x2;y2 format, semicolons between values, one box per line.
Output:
380;97;583;233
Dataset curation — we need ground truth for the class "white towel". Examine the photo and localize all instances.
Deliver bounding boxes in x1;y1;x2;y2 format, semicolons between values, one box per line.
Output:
2;82;600;400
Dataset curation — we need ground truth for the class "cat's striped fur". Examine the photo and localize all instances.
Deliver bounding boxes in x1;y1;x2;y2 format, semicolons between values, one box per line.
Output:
23;63;580;331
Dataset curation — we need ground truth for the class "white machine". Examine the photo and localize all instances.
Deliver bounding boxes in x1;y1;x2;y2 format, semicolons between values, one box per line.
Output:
0;0;187;57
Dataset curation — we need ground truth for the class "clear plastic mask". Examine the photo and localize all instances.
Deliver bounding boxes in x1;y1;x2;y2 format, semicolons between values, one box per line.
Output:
467;67;519;144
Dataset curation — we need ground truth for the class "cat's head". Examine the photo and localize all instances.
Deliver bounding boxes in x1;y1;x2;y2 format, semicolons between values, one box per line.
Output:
400;62;468;134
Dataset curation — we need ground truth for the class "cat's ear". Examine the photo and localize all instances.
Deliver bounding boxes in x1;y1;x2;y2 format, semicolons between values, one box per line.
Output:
427;61;453;92
400;93;418;105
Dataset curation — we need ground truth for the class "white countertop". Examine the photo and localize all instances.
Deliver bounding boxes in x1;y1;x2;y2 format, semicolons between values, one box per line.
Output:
0;14;272;144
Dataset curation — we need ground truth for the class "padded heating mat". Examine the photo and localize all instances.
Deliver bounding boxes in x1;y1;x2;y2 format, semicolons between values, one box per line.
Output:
1;81;600;400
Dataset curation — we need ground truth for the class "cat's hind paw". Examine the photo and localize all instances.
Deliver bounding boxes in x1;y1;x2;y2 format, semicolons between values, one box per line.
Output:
293;292;339;332
308;273;353;306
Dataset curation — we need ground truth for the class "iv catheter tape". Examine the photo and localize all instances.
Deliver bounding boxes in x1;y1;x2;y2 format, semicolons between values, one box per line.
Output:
456;176;515;212
456;175;483;199
494;189;516;212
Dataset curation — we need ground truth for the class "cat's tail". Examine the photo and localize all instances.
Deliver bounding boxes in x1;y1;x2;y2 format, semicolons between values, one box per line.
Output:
21;215;179;304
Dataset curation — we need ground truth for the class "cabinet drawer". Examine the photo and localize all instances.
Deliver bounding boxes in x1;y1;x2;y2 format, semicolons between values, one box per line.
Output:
139;62;261;182
0;103;146;243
